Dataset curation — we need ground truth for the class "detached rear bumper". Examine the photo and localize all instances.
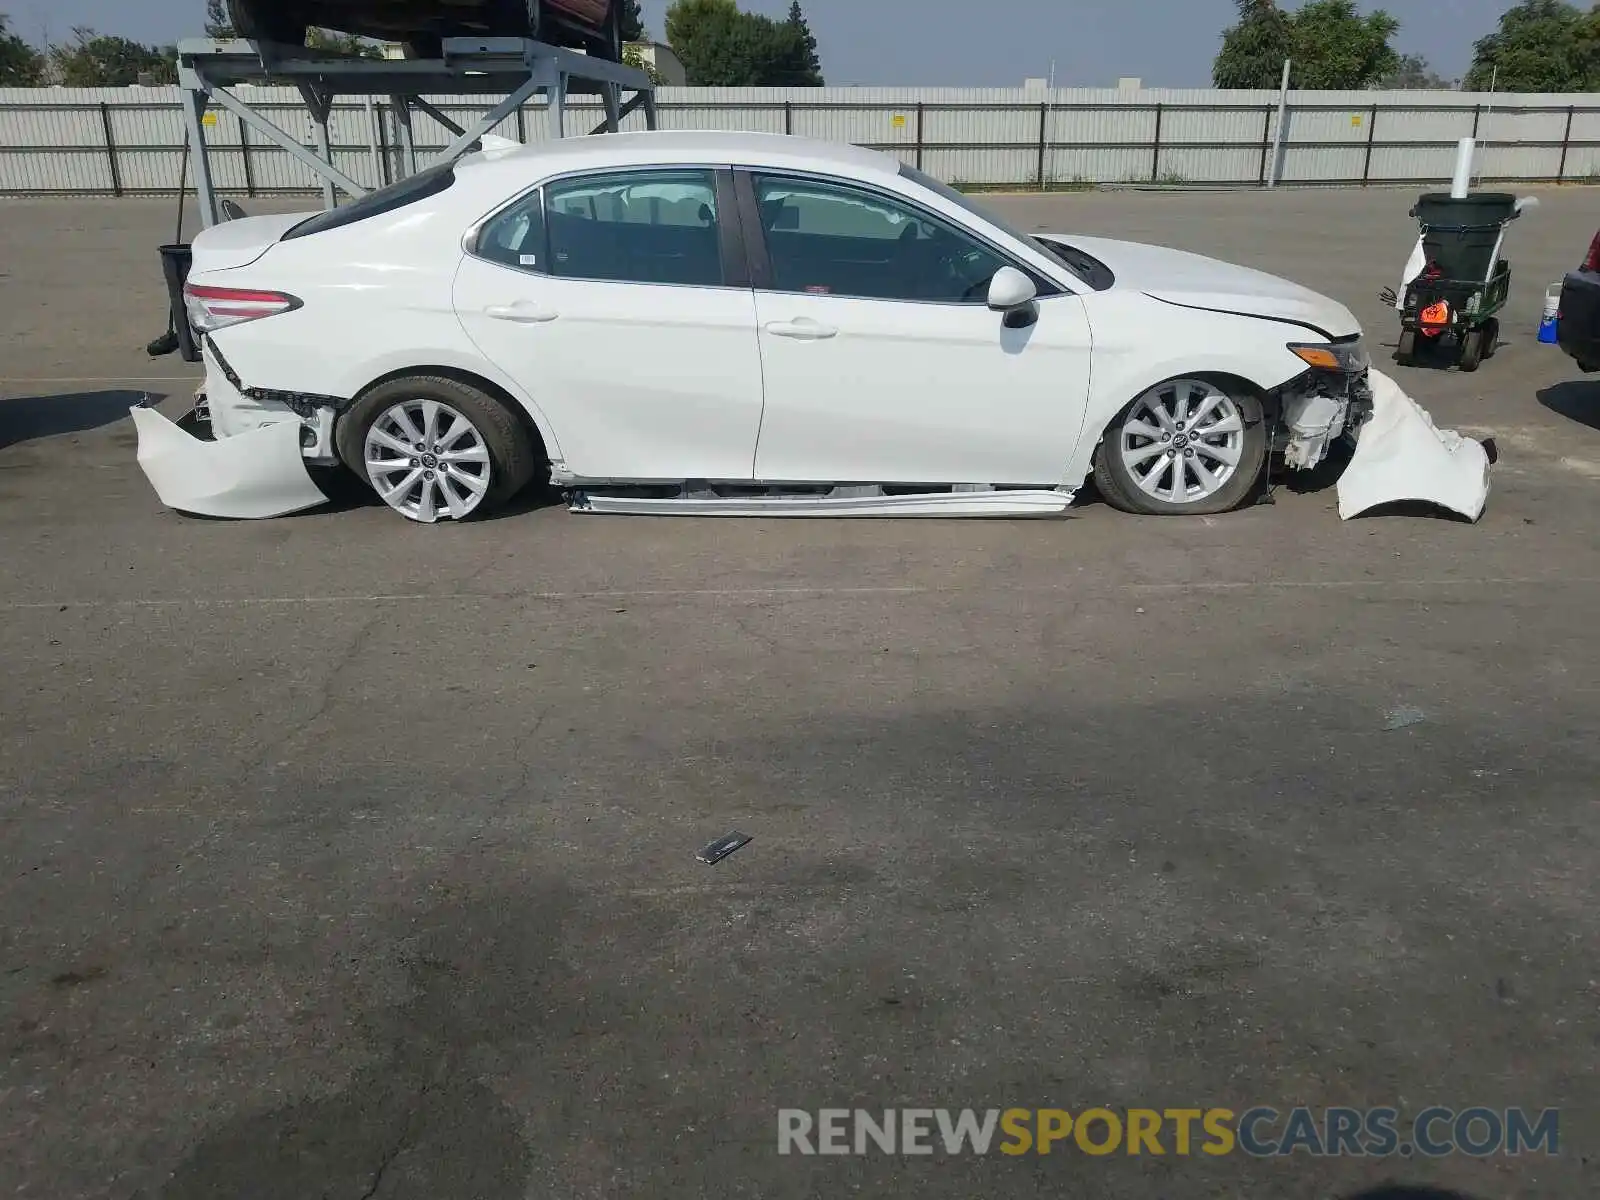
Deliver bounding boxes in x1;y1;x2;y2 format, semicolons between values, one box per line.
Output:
130;403;329;519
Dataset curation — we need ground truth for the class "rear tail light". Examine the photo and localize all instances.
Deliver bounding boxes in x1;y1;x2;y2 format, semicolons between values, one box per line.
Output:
1583;230;1600;273
183;284;301;333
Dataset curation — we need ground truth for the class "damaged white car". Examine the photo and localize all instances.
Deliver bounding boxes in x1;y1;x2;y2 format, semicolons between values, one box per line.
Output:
137;129;1375;523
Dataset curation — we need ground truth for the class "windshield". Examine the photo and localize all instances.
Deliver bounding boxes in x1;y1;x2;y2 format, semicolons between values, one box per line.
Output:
897;163;1089;285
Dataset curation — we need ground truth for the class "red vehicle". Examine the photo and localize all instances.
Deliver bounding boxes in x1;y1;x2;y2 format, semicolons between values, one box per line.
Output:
225;0;623;61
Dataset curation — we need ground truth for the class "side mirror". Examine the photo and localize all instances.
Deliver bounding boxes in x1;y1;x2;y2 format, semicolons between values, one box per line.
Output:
987;266;1037;312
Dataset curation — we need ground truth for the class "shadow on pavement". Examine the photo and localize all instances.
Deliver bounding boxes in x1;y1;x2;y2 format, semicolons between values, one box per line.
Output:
0;390;154;451
1344;1189;1478;1200
1537;379;1600;431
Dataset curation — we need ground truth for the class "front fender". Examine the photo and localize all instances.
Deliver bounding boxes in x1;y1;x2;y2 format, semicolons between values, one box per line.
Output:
1065;294;1319;486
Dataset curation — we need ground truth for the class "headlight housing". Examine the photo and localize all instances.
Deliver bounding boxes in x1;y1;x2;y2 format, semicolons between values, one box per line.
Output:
1288;339;1369;373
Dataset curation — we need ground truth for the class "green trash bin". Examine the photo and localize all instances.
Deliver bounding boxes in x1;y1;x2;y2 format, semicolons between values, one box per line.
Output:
1410;193;1516;284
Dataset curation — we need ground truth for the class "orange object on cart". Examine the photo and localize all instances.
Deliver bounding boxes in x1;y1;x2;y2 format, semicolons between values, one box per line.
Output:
1419;300;1451;335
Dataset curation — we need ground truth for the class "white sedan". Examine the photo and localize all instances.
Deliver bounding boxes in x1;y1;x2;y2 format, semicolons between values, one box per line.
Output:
134;130;1373;523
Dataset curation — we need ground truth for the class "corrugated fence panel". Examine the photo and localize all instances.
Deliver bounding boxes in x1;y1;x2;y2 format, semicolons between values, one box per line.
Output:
1161;105;1268;146
1279;145;1366;182
1476;142;1564;180
1058;106;1157;146
1159;146;1263;184
1368;144;1462;182
1374;105;1478;143
6;85;1600;191
1051;146;1151;184
920;146;1036;187
1285;105;1376;145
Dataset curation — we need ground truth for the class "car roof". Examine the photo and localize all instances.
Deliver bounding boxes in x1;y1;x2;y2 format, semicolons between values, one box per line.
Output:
460;129;902;184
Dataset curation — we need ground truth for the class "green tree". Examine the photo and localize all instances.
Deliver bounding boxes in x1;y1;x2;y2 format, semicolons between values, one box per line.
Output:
1213;0;1398;89
666;0;823;85
623;42;662;83
0;12;46;84
1464;0;1600;91
1212;0;1293;88
1378;52;1452;89
51;27;178;85
1288;0;1398;88
621;0;645;41
785;1;823;84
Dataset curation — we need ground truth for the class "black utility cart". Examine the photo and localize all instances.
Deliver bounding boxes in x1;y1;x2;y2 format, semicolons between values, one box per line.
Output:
1392;192;1522;373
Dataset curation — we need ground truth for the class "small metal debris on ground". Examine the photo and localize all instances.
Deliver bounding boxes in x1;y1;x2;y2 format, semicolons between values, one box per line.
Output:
697;831;753;865
1383;706;1428;731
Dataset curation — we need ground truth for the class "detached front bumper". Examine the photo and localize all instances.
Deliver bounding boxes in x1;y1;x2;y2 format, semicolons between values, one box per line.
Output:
130;402;329;519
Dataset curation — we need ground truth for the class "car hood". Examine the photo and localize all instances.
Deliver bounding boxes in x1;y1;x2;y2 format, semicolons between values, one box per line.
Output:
1037;234;1361;339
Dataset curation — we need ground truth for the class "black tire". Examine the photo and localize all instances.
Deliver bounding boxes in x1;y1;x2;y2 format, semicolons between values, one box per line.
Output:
227;0;306;44
336;375;539;522
1482;316;1501;358
1396;328;1416;366
1459;329;1484;373
1092;377;1268;517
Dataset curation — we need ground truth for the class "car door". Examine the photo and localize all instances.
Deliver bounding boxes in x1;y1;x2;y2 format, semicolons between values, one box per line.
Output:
453;166;764;481
741;171;1094;486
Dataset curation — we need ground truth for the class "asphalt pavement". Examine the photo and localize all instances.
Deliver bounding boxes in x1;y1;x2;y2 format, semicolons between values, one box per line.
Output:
0;186;1597;1199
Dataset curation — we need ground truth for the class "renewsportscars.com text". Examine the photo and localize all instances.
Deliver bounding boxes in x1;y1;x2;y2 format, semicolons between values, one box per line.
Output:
777;1106;1560;1158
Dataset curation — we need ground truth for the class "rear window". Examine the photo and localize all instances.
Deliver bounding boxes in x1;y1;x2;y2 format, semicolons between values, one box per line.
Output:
281;162;456;240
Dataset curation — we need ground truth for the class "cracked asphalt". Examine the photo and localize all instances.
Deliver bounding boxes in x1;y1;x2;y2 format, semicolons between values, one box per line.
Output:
1;187;1598;1199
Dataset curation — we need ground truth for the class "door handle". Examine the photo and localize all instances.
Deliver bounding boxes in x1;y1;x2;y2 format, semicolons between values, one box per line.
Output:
485;303;560;324
765;319;838;340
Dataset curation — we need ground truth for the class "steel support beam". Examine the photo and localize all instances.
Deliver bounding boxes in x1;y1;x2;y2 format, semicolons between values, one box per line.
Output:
441;73;550;161
392;96;418;177
298;84;338;210
177;78;221;228
206;85;368;200
409;97;468;139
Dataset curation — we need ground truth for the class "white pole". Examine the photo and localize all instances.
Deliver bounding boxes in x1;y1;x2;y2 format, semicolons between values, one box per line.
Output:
1267;57;1290;188
1475;65;1496;188
1450;137;1475;198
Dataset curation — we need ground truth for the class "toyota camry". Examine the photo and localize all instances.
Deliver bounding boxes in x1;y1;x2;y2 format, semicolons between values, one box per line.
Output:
133;130;1374;523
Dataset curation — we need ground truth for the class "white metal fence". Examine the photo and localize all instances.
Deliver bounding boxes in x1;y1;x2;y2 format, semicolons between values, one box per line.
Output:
4;84;1600;195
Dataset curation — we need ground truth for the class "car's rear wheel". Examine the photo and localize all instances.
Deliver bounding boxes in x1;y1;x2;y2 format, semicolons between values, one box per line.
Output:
226;0;307;45
1092;376;1267;516
337;376;537;523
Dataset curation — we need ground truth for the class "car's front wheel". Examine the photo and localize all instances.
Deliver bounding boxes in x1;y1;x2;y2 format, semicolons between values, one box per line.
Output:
337;376;537;523
1092;376;1267;516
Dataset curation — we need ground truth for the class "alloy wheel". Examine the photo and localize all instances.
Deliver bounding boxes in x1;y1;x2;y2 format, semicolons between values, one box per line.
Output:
1117;378;1245;505
363;399;492;523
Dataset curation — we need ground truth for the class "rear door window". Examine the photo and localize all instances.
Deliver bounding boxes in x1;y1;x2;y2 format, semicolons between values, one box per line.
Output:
543;168;724;287
282;162;456;240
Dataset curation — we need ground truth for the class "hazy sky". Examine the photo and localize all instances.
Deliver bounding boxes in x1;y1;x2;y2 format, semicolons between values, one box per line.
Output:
4;0;1516;87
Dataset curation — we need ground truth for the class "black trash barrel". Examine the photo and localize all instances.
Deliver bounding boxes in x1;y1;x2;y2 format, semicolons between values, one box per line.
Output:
158;243;201;363
1410;193;1517;285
